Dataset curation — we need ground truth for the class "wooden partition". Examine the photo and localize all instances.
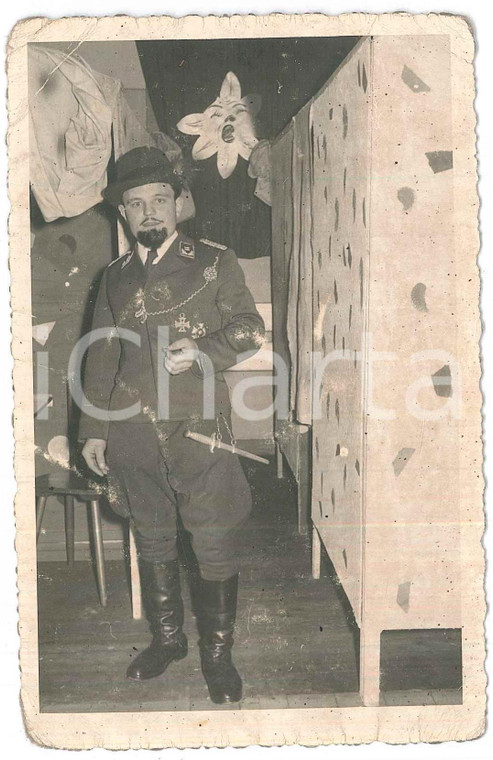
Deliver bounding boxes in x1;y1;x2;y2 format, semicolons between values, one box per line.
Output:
271;35;462;704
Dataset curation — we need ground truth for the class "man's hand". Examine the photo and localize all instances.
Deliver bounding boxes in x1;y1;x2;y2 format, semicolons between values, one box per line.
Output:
82;438;109;477
164;338;199;375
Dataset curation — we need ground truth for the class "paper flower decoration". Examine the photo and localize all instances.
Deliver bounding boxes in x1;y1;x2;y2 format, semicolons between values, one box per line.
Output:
177;72;261;179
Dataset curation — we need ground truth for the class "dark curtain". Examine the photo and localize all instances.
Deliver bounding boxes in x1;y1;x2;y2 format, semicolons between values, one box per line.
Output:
137;37;360;258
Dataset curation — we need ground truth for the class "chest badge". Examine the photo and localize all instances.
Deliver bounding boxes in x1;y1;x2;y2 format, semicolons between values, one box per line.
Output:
191;322;207;339
179;241;195;259
175;312;191;332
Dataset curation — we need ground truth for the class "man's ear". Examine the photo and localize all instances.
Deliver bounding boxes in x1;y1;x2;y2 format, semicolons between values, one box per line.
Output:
118;203;127;221
175;194;184;220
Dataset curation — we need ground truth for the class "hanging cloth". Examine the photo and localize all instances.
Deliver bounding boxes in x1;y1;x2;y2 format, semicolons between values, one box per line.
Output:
287;100;313;425
29;45;120;222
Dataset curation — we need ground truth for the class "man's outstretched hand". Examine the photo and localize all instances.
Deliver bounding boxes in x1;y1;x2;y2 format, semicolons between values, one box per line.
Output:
82;438;109;477
164;338;199;375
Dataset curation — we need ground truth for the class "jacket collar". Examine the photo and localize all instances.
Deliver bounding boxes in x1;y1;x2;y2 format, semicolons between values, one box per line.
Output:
126;230;197;279
151;230;198;277
136;230;179;266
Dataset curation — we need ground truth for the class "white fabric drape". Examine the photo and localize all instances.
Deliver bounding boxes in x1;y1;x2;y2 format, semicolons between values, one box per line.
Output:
29;45;195;225
29;45;120;222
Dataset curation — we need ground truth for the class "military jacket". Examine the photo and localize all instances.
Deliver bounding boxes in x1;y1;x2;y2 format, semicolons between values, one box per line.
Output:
78;231;265;440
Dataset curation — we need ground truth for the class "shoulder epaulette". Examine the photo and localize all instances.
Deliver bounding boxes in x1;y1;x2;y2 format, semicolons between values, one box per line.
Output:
200;238;228;251
108;251;133;269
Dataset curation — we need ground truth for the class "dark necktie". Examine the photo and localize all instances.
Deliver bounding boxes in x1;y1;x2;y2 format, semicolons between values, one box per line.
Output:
144;248;158;276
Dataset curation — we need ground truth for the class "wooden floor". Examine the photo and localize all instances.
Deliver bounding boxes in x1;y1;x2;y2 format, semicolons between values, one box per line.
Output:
37;457;461;713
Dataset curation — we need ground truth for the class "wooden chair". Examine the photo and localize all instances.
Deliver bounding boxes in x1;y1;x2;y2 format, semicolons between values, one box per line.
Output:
36;470;143;617
36;471;108;606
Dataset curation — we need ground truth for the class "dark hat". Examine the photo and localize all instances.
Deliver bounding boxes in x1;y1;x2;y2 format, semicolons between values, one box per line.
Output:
103;146;184;207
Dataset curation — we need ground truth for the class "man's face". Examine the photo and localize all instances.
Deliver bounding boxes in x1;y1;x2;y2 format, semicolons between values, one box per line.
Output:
119;183;183;248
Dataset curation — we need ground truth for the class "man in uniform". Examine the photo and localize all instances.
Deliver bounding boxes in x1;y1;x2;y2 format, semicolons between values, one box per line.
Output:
79;146;265;704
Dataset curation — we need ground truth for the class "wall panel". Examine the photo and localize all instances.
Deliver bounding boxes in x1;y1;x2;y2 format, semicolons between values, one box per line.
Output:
310;39;372;625
361;37;461;702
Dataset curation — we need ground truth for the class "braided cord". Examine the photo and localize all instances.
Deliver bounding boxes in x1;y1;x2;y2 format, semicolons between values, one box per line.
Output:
135;256;219;323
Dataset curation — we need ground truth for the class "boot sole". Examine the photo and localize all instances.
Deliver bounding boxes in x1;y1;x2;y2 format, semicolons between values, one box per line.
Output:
126;648;188;681
209;693;242;704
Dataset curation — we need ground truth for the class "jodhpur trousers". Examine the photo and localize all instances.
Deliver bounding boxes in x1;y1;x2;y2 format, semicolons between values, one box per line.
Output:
105;418;252;580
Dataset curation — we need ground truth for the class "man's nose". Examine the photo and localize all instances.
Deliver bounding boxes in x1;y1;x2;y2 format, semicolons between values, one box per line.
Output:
143;201;158;217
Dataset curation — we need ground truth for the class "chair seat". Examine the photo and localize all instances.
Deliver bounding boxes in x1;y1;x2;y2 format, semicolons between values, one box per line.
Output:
35;471;103;500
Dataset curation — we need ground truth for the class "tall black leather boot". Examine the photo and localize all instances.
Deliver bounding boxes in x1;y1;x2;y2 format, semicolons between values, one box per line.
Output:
127;558;188;681
198;573;242;704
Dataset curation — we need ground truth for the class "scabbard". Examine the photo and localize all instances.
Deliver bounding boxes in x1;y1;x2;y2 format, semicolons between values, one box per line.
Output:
184;430;269;465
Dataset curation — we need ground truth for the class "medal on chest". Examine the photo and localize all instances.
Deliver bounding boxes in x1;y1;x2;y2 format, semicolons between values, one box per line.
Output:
173;313;208;339
175;313;190;332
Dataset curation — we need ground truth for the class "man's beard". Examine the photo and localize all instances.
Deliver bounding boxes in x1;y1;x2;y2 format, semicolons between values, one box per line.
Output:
136;226;168;249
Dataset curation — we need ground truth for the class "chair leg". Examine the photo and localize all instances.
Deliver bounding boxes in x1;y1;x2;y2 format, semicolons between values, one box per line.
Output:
36;496;48;542
276;441;284;479
297;468;310;536
89;500;107;607
311;525;321;580
129;525;143;620
64;495;75;565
